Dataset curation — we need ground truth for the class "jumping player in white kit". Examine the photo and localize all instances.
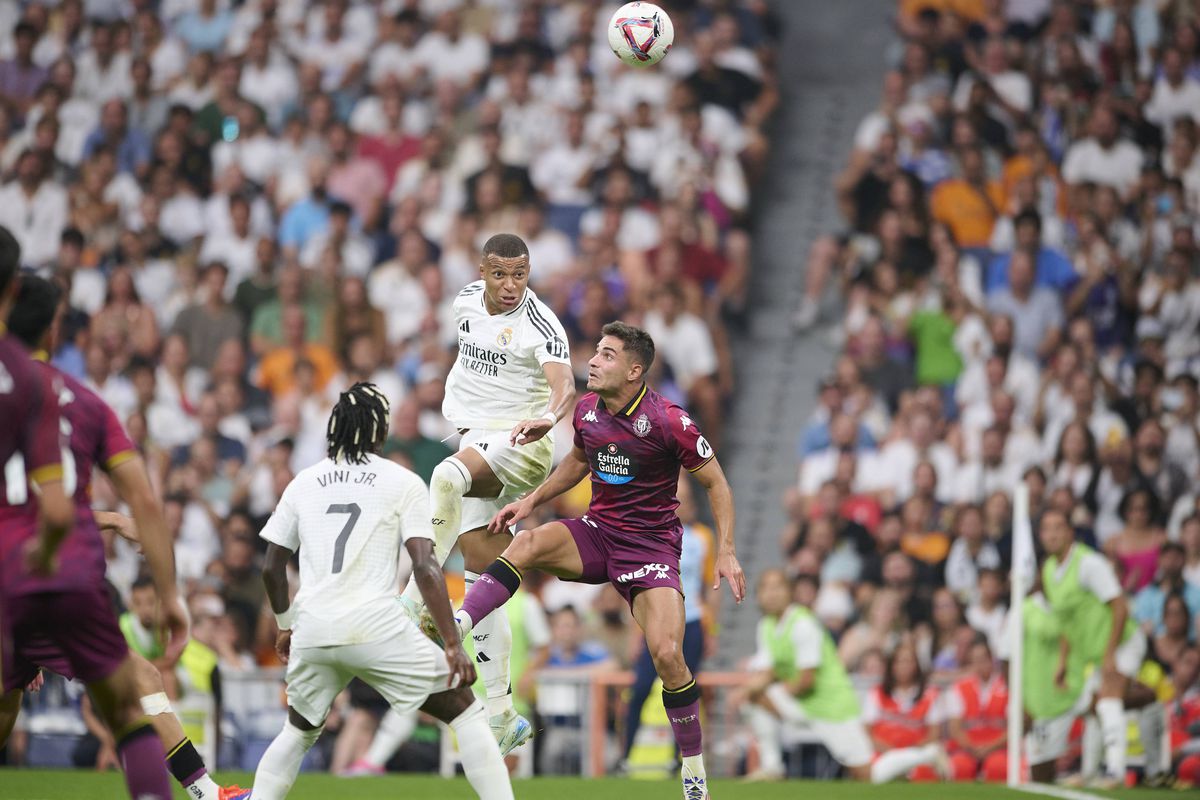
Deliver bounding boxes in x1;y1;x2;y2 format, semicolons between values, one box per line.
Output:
247;383;512;800
397;232;575;753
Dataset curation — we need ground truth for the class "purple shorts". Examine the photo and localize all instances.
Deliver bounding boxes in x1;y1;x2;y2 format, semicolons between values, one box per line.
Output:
1;586;128;693
561;515;684;607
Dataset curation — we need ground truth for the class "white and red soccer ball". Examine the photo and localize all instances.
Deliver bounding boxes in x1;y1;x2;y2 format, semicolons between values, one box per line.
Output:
608;2;674;68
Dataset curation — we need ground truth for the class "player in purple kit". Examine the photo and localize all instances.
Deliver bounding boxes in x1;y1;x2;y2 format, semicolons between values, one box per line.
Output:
0;250;177;799
451;321;746;800
1;275;246;799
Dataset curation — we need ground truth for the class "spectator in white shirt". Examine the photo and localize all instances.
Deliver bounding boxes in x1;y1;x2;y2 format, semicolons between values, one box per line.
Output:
531;109;597;231
868;408;959;505
199;194;259;292
167;51;215;111
1062;106;1146;198
415;9;489;88
517;202;574;292
944;505;1002;604
368;228;430;346
0;150;67;267
1145;47;1200;138
296;0;368;95
74;21;132;103
953;37;1033;120
211;99;281;187
579;168;660;253
956;426;1024;505
237;26;298;131
300;200;374;277
150;165;205;246
135;11;186;92
642;283;723;446
368;9;424;90
1042;370;1130;463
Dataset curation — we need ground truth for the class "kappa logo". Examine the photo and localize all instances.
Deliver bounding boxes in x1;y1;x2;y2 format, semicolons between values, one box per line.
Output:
633;412;652;438
582;410;598;423
616;562;672;583
679;415;693;431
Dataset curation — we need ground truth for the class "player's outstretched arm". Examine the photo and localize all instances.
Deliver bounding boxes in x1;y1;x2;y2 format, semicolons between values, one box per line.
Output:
510;362;576;446
693;458;746;603
405;537;476;689
110;456;189;662
263;543;295;662
488;445;590;533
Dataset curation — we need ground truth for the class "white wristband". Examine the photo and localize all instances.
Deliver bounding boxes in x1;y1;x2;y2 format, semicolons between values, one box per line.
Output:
275;606;296;631
540;412;557;425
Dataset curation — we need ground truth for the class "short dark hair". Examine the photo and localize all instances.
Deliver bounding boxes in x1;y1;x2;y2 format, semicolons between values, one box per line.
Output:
61;228;85;249
131;574;155;592
601;321;655;372
7;275;61;350
0;226;21;295
1014;208;1042;231
481;233;529;261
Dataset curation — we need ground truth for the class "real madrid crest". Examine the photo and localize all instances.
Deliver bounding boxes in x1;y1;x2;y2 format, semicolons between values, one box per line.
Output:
634;412;652;437
496;327;513;347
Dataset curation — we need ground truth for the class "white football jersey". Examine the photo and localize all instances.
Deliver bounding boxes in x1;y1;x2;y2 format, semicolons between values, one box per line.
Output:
259;454;433;649
442;282;571;430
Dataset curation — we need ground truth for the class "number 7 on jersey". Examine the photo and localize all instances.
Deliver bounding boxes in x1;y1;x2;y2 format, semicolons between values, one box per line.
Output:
327;503;361;574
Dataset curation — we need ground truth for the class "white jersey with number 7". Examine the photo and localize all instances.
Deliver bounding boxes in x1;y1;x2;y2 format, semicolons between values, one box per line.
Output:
259;454;434;649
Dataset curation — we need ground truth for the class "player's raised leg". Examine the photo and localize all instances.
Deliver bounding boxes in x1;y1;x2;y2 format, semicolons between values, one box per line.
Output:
632;586;709;800
457;520;588;634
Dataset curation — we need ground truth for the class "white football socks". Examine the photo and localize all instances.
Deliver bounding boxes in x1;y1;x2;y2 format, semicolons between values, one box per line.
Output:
745;704;784;775
1080;715;1101;780
400;458;471;607
464;571;516;718
250;722;322;800
871;744;939;784
451;700;514;800
363;709;417;769
1139;702;1166;779
1096;697;1127;779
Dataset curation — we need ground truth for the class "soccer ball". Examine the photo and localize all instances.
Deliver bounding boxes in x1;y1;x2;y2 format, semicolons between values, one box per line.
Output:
608;2;674;68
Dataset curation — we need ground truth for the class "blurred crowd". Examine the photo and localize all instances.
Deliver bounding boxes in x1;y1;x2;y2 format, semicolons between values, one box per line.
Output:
0;0;778;774
775;0;1200;781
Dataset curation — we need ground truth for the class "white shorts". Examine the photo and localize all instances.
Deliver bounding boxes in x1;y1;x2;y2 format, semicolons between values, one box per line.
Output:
459;427;554;534
1026;671;1099;765
766;684;874;768
285;625;452;727
1115;628;1147;678
809;718;874;768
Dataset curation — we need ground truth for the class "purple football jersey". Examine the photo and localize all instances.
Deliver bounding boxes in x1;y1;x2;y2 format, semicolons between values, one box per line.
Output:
572;384;715;536
0;358;136;594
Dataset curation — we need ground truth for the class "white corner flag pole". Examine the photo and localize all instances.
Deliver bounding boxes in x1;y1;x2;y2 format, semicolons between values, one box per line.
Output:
1008;483;1034;787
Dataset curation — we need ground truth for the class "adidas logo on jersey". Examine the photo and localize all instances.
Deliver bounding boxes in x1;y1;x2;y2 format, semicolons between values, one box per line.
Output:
460;320;470;333
582;410;598;423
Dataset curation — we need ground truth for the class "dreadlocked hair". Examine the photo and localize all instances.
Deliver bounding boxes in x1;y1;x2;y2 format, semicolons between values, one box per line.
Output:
326;382;391;465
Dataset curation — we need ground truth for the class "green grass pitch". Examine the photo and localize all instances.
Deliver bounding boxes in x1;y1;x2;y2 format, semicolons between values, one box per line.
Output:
0;771;1169;800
